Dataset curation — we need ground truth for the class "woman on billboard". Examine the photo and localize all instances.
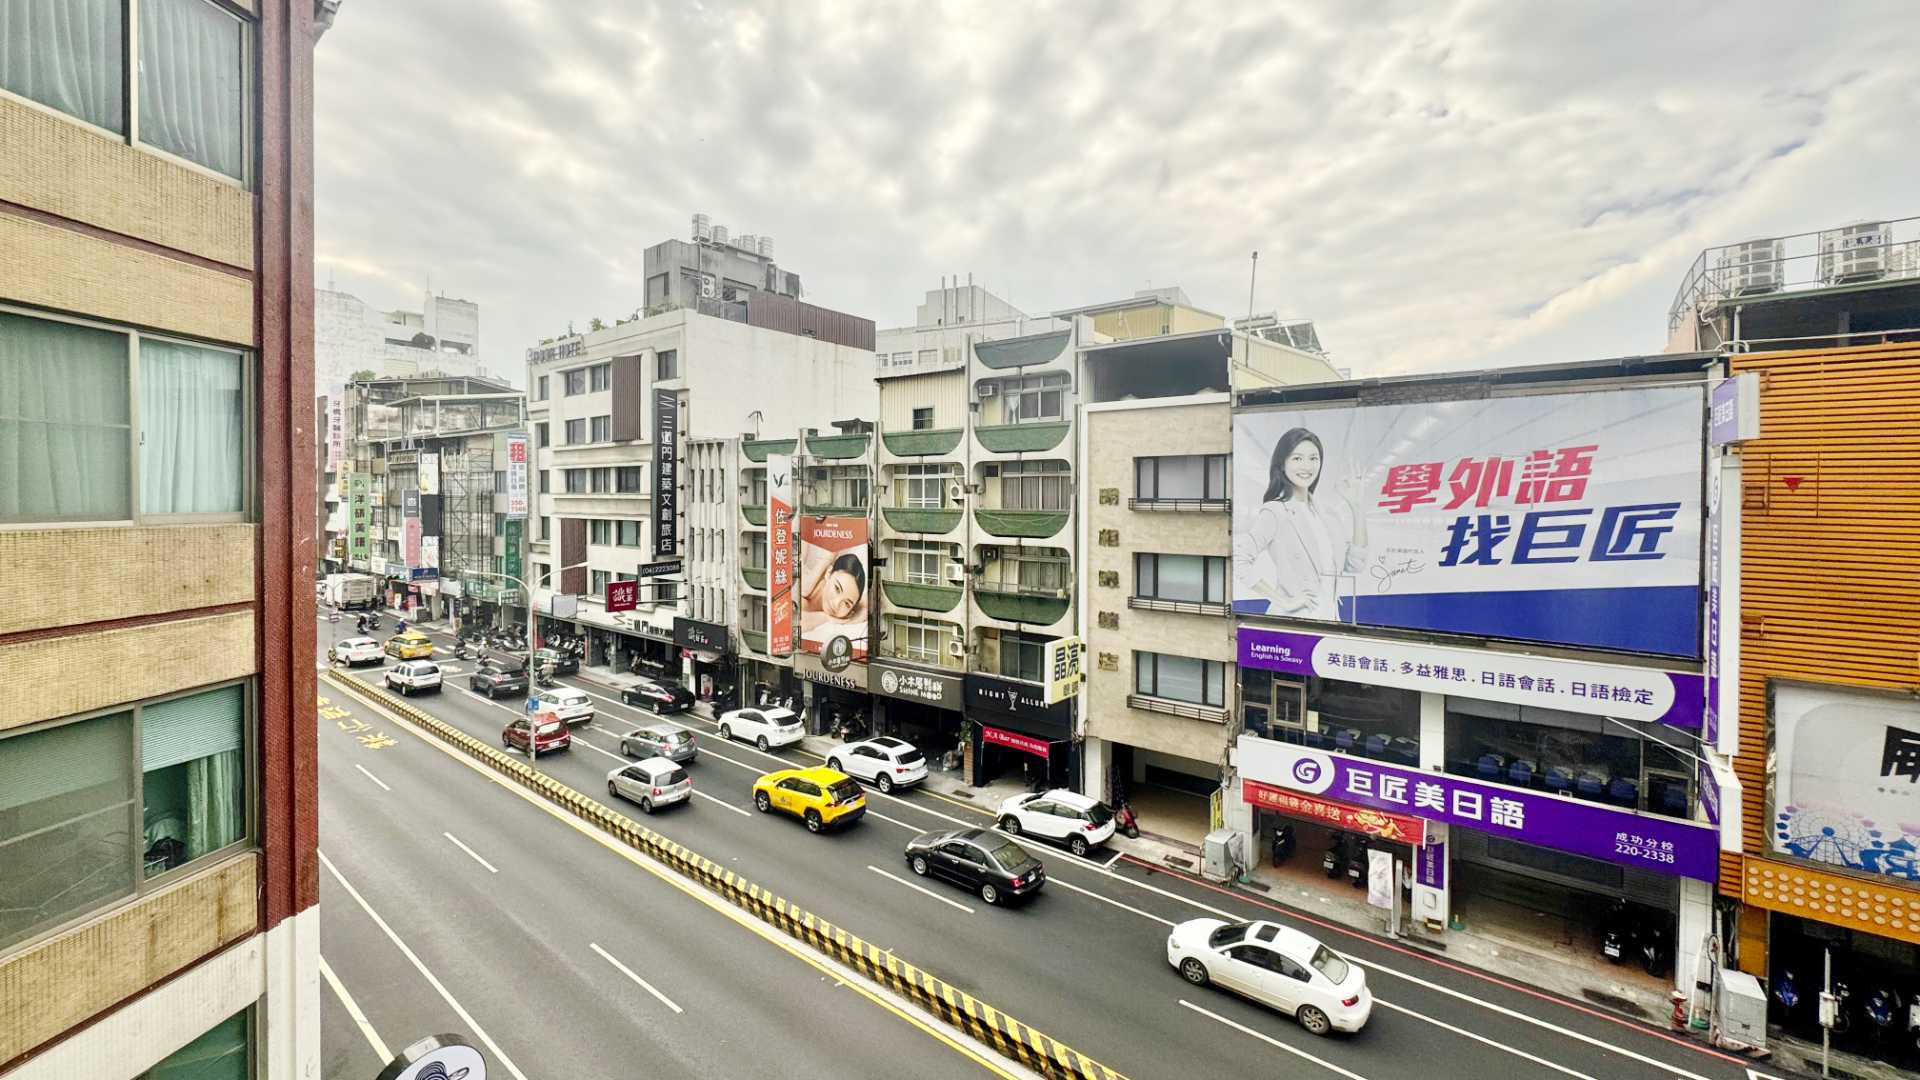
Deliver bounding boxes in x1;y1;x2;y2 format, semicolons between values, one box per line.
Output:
1235;427;1367;620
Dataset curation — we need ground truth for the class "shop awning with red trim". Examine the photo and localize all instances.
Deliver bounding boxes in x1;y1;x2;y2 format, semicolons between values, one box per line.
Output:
1244;779;1426;845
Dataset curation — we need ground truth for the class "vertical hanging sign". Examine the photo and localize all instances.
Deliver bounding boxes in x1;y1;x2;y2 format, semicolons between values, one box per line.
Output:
653;388;679;557
768;453;795;656
505;432;529;518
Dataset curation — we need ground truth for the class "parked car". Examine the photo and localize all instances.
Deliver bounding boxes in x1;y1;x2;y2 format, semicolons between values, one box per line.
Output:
384;630;435;659
996;789;1116;857
904;828;1045;906
717;706;804;751
468;658;528;699
621;724;696;764
503;715;570;754
383;660;442;695
530;687;594;725
532;647;579;676
607;757;692;813
751;767;865;832
327;636;383;667
1166;919;1371;1036
620;677;695;714
827;735;928;794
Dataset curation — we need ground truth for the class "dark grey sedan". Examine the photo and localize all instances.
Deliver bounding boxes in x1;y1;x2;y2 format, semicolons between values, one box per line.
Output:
620;724;697;764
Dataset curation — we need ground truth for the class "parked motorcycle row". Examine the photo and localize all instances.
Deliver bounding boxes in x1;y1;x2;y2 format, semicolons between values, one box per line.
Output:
1598;898;1672;978
1771;961;1920;1058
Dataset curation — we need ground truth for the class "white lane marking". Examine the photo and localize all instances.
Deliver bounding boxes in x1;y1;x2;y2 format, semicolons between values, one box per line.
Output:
590;941;684;1014
864;808;920;830
354;763;392;792
443;831;499;874
1178;998;1372;1080
1101;851;1125;869
867;864;975;914
1045;875;1174;926
691;789;752;817
1373;998;1598;1080
319;954;392;1063
319;849;532;1080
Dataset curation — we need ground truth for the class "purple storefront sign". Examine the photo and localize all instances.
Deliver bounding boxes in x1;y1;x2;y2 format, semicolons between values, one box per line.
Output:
1238;626;1706;732
1698;759;1721;828
1237;736;1719;882
1417;842;1446;889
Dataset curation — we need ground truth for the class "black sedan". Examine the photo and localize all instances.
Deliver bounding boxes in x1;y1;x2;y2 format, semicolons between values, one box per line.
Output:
532;648;579;676
621;677;695;714
904;828;1044;906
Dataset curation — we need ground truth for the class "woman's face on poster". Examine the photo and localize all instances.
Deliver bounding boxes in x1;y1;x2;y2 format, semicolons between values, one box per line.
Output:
822;568;862;620
1284;441;1322;493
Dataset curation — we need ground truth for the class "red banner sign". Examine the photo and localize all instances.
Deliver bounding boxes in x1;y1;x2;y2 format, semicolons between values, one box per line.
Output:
606;580;637;613
980;724;1050;760
1243;779;1425;845
768;455;795;656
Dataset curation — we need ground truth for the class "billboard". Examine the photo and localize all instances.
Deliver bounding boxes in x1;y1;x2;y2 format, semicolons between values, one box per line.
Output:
1043;636;1085;704
326;385;345;467
798;514;870;662
654;389;679;556
767;454;795;656
1232;386;1704;656
1771;683;1920;884
419;453;440;496
505;432;529;518
347;472;372;561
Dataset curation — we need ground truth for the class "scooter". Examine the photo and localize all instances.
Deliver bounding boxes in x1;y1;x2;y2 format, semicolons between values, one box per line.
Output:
1114;801;1141;840
1630;912;1671;977
1771;967;1801;1025
534;663;558;690
1600;898;1629;963
1864;984;1903;1045
1323;837;1347;879
1347;838;1369;888
1906;987;1920;1052
454;641;479;661
1269;824;1295;866
1829;975;1854;1036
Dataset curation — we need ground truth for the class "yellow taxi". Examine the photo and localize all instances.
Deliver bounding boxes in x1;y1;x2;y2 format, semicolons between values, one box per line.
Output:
384;630;435;659
751;766;866;833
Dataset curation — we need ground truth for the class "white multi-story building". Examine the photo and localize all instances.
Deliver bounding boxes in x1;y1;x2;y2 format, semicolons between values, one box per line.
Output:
316;287;496;391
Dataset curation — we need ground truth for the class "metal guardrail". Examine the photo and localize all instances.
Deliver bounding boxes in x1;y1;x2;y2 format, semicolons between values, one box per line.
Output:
323;670;1128;1080
1667;215;1920;334
1126;693;1229;723
1125;497;1229;512
1126;596;1230;617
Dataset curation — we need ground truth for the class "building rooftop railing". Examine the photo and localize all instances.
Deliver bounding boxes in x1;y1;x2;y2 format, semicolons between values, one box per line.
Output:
1667;215;1920;334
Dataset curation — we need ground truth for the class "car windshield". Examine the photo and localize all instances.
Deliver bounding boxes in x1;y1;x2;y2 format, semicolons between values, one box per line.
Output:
828;779;862;804
1084;802;1114;825
986;840;1036;873
897;748;925;764
1207;922;1252;949
1309;945;1350;984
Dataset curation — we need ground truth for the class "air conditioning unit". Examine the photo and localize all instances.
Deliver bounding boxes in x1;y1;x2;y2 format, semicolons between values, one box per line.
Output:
980;545;1000;563
1718;239;1782;296
1820;221;1889;284
699;274;716;299
947;639;966;657
943;562;967;584
976;383;998;398
947;482;968;502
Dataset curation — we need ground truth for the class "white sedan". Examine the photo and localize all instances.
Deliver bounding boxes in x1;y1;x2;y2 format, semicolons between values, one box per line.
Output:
827;735;928;793
1167;918;1371;1036
716;706;805;751
328;636;383;667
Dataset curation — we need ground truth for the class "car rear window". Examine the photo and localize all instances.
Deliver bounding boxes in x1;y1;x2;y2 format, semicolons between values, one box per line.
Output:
896;748;925;764
986;840;1036;873
1084;802;1114;825
665;768;689;785
1309;945;1350;984
536;721;563;735
828;779;863;804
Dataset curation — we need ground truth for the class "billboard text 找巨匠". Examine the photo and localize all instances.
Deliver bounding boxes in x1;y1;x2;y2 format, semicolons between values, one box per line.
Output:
1232;386;1704;657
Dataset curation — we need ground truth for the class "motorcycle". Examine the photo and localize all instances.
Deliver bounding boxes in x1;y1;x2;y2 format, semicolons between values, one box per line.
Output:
1323;836;1346;879
1771;967;1801;1025
1864;984;1903;1045
1629;911;1670;977
1347;838;1369;888
534;662;558;690
1269;823;1295;866
1114;801;1141;840
1600;898;1629;963
454;641;479;661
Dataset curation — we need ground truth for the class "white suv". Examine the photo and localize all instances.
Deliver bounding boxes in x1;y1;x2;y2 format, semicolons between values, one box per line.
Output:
328;636;382;667
384;660;442;695
997;789;1116;857
828;736;928;794
716;706;804;751
533;687;595;726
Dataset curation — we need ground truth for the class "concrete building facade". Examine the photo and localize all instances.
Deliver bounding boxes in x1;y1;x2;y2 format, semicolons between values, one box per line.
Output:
315;287;497;391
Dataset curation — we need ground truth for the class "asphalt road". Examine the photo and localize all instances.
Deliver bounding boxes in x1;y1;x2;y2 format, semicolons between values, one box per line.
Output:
317;616;1770;1080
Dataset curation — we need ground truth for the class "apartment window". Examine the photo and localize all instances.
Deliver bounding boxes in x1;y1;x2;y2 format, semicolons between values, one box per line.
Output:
999;460;1068;511
901;542;944;585
916;349;937;366
2;310;247;525
564;368;587;395
0;681;249;952
493;470;506;494
589;519;611;545
538;470;550;494
535;422;550;448
535;561;550;586
656;349;679;381
997;631;1048;682
1008;551;1069;592
493;513;505;536
1136;454;1228;502
140;1006;252;1080
590;569;610;594
565;418;586;444
745;532;768;568
1001;373;1067;423
564;469;588;494
590;467;613;493
590;415;610;443
655;580;680;603
536;375;549;400
897;616;947;663
911;407;935;431
805;465;868;510
1135;553;1228;604
901;464;951;509
616;466;645;494
617;520;643;547
1135;652;1226;707
590;363;611;392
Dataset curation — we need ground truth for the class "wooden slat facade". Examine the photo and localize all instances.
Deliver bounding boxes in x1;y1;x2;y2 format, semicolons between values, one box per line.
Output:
1726;342;1920;959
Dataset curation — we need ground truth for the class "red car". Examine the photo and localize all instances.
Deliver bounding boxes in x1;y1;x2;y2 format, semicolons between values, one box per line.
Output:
503;715;570;754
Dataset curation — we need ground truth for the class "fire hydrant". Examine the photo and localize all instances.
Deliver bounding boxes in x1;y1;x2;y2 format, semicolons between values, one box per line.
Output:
1669;989;1688;1028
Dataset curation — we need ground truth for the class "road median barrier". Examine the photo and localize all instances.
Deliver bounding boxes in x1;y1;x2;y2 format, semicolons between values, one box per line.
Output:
322;670;1128;1080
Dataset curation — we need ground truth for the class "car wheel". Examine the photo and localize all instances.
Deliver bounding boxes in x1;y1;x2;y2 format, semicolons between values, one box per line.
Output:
911;855;930;877
756;735;769;752
980;882;999;905
720;724;732;741
503;735;513;750
641;797;654;815
876;773;894;794
804;809;823;833
827;757;842;772
1000;815;1022;835
1179;957;1209;987
754;791;771;813
1296;1005;1331;1037
607;780;620;799
1069;834;1090;857
620;741;633;757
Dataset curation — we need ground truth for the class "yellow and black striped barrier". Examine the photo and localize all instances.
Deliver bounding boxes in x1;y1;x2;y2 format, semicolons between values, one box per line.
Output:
322;670;1129;1080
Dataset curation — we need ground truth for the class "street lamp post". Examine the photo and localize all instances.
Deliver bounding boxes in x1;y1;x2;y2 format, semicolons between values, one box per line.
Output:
462;560;590;761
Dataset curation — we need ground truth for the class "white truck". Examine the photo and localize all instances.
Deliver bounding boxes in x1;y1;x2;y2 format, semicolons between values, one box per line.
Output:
322;573;378;610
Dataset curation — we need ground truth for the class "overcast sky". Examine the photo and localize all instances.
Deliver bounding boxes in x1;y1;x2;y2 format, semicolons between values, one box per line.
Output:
314;1;1920;385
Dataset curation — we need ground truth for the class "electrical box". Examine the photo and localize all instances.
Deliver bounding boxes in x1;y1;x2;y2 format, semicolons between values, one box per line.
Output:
1202;828;1239;883
1713;969;1766;1051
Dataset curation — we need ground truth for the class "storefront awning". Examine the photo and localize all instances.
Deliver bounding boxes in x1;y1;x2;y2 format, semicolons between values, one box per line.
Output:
1244;779;1425;846
981;724;1056;760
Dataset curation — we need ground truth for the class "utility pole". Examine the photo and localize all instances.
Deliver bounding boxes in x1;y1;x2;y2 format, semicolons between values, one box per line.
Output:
1247;250;1259;322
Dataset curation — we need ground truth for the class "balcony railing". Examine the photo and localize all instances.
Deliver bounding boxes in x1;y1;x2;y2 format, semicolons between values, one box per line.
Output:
882;428;964;457
742;438;798;463
804;433;870;460
973;507;1068;539
881;506;963;534
741;566;767;590
973;579;1070;625
1127;595;1231;617
741;505;767;526
1127;694;1229;724
975;421;1070;454
740;628;768;654
1668;215;1920;333
1128;496;1229;512
880;578;965;613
